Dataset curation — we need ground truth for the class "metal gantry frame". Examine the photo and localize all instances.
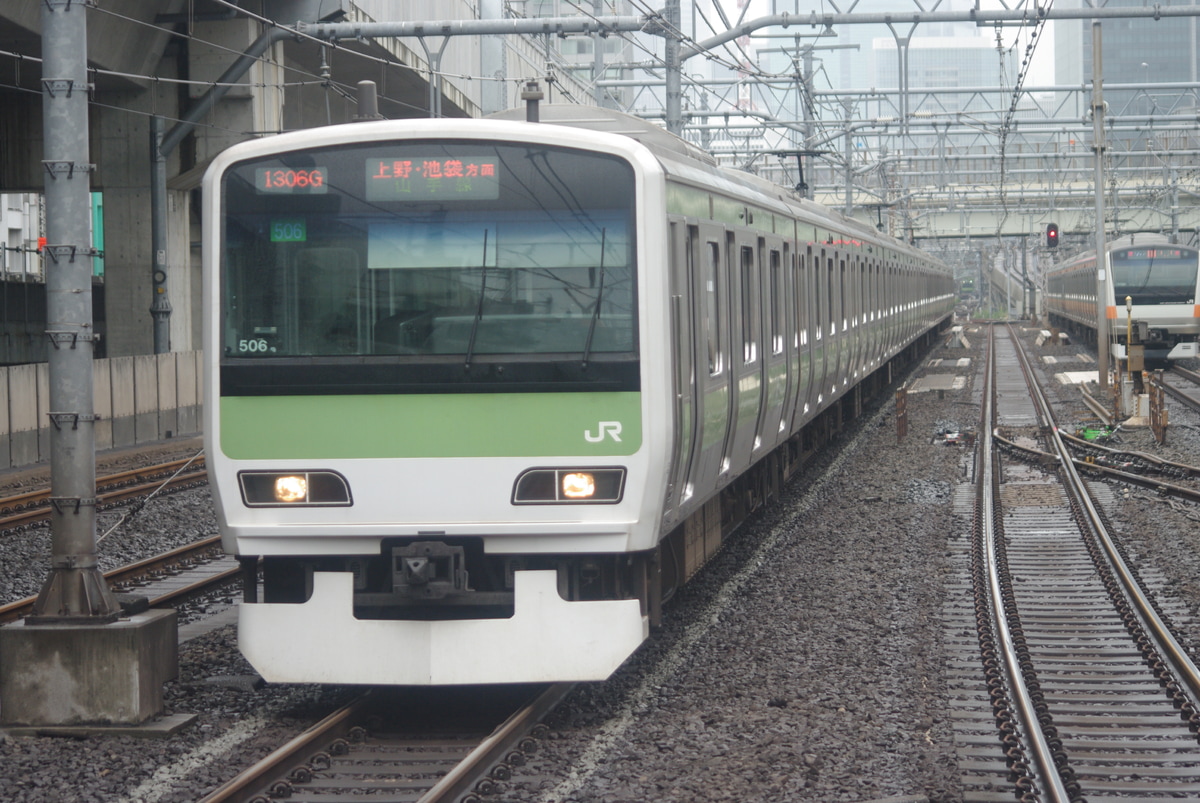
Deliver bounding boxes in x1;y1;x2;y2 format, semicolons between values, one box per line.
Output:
594;0;1199;316
234;1;1200;252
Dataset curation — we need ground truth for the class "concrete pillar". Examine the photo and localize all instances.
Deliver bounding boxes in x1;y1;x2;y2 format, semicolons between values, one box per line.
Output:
0;610;177;726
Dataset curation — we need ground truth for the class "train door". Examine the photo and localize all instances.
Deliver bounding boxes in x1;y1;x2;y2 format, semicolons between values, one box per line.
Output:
853;254;866;377
726;235;762;476
665;221;700;519
757;239;786;454
845;254;859;384
867;258;881;369
790;246;811;432
689;225;731;496
840;252;849;393
810;247;828;411
886;261;897;353
772;244;792;441
825;251;840;403
858;256;871;371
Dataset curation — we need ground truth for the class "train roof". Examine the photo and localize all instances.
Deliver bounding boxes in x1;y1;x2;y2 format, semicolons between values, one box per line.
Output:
487;103;718;166
487;104;939;264
1048;232;1191;273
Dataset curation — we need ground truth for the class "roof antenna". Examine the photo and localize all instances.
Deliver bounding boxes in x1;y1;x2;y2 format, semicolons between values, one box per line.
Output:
354;80;384;122
522;81;543;123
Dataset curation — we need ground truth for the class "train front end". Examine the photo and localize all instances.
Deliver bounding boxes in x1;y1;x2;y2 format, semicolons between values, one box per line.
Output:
202;120;669;685
1109;242;1200;362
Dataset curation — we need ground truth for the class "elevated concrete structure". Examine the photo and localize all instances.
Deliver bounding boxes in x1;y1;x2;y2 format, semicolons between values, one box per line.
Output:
0;0;594;359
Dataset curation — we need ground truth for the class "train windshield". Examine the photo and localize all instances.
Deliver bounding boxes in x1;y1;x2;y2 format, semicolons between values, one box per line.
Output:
220;140;637;391
1111;247;1198;305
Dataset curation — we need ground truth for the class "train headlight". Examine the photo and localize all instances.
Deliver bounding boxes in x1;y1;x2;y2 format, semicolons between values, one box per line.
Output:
513;467;625;504
238;470;353;507
274;475;307;502
561;472;596;499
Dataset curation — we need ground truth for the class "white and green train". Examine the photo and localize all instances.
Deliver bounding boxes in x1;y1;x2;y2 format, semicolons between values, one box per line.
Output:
203;105;954;685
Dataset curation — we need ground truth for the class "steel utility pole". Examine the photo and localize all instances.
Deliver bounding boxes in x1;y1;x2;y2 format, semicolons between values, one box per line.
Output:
664;0;682;135
29;0;120;623
1093;22;1110;392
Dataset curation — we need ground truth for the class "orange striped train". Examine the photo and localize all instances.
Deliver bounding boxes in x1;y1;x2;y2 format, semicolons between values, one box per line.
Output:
1045;233;1200;364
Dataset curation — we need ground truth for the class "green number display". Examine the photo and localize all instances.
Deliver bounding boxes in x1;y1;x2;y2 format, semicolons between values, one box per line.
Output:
270;219;307;242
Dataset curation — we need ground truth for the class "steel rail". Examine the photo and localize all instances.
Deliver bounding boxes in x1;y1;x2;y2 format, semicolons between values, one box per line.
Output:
0;535;225;624
1011;325;1200;711
996;432;1200;502
1058;429;1197;478
1174;365;1200;385
420;683;574;803
196;684;570;803
196;694;377;803
0;457;207;530
1155;367;1200;417
980;323;1072;802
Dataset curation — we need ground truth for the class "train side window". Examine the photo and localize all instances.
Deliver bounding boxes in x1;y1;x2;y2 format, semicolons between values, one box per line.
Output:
769;250;783;355
704;241;722;376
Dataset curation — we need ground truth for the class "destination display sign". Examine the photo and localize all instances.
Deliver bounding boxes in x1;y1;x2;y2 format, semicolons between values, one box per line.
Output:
365;155;500;201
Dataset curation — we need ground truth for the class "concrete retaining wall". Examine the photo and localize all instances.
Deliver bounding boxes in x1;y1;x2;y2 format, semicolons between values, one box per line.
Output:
0;350;202;470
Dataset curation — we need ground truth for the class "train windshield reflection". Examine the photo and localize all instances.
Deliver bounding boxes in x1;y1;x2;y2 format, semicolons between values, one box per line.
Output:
1111;247;1199;305
221;141;637;359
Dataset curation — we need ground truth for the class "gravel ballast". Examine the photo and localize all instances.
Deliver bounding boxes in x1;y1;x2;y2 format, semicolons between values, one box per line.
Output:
1;325;1198;803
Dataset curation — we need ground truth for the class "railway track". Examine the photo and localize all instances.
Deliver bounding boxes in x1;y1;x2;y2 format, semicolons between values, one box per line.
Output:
0;453;207;530
0;451;228;624
961;323;1200;801
198;683;571;803
1157;365;1200;416
0;535;237;625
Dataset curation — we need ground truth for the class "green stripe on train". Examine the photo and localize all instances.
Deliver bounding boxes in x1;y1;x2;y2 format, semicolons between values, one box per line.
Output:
220;392;642;459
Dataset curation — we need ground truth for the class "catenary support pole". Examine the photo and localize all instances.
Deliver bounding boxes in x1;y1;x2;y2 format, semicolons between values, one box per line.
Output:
30;0;120;623
664;0;682;135
149;116;171;355
1093;22;1110;392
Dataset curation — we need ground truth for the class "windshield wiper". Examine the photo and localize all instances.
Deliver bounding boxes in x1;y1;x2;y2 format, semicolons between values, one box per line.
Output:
581;228;607;369
463;229;490;370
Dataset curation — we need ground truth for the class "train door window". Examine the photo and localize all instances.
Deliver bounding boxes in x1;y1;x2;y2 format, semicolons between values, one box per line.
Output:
826;255;836;335
796;249;809;347
874;260;881;320
769;249;783;355
839;258;847;331
865;260;874;321
865;258;872;323
815;249;824;338
740;245;758;364
888;264;896;315
704;241;723;376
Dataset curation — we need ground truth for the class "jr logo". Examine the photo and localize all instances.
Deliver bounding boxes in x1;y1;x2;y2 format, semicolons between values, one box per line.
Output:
584;421;623;443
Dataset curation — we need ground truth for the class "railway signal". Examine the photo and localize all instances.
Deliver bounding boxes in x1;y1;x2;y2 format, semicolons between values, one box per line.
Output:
1046;222;1060;248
